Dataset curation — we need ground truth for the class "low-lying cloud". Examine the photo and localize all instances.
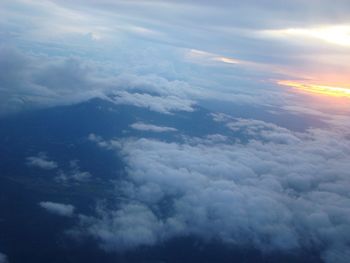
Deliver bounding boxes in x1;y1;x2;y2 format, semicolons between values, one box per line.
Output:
81;117;350;263
55;160;92;183
130;122;177;132
39;201;75;217
26;152;58;170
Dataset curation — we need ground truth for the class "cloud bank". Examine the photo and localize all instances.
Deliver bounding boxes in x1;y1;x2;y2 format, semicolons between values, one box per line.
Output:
80;118;350;263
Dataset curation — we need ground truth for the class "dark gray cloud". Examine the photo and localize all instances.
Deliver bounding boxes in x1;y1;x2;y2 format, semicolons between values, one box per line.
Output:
81;118;350;263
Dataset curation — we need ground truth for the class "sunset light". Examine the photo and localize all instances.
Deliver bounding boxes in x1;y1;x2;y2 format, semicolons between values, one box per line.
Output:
265;25;350;47
278;80;350;98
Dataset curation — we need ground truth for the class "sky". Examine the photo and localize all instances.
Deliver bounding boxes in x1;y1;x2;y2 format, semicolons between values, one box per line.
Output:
1;0;350;116
1;1;350;263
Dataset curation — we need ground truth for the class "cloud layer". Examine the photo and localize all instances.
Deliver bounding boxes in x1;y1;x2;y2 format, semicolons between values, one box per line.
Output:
81;117;350;263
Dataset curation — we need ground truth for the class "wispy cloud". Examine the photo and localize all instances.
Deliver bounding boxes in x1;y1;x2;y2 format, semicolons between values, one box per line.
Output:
26;152;58;170
39;201;75;217
130;122;177;132
55;160;92;183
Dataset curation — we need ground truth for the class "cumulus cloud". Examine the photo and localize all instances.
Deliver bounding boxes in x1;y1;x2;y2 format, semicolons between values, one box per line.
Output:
81;118;350;263
0;253;8;263
78;203;163;251
26;152;58;170
130;122;177;132
39;201;75;217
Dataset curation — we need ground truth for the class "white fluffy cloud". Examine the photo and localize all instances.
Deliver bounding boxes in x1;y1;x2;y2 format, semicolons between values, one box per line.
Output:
26;152;58;170
0;253;8;263
39;201;75;217
81;117;350;263
130;122;177;132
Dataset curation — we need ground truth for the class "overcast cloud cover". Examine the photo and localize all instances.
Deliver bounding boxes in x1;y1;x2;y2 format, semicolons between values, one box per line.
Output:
1;0;350;262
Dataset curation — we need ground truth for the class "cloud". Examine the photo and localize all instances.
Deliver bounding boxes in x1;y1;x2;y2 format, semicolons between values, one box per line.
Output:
50;0;350;30
4;0;350;120
78;203;163;251
130;122;177;132
0;46;107;115
0;253;8;263
26;152;58;170
0;46;205;116
109;91;195;114
55;160;92;183
82;118;350;263
2;0;350;114
223;117;302;144
39;201;75;217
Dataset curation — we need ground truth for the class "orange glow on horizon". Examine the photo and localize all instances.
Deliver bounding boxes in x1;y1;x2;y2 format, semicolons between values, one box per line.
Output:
278;80;350;98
